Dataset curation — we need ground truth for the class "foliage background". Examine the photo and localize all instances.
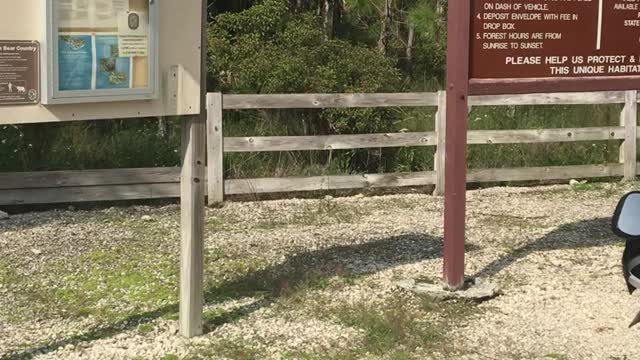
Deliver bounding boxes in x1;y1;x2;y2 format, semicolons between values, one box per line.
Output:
0;0;623;179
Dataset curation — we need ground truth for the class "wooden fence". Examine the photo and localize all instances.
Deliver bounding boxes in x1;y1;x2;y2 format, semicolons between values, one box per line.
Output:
0;90;637;206
204;90;638;206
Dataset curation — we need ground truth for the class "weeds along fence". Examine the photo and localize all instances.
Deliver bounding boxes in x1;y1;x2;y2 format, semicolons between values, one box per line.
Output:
0;90;637;206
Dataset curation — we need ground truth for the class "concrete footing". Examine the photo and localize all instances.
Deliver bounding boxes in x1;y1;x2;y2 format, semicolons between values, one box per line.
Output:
396;278;501;302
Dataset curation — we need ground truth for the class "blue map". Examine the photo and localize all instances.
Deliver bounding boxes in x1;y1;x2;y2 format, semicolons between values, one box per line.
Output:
58;35;93;91
95;35;131;89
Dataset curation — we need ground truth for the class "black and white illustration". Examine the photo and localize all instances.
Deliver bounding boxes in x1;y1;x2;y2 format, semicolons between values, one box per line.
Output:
0;81;27;94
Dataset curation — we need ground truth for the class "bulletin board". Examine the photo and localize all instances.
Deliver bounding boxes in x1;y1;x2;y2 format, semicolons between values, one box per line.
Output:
43;0;158;104
0;0;202;124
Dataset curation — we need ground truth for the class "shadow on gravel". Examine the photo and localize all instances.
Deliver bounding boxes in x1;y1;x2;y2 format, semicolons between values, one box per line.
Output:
5;232;460;360
473;217;621;279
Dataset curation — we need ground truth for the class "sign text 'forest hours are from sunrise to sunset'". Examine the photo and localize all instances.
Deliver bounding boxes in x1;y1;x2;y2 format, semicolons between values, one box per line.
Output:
471;0;640;79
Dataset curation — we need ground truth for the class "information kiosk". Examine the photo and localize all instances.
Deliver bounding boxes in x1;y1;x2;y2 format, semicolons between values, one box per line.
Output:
0;0;207;338
0;0;201;123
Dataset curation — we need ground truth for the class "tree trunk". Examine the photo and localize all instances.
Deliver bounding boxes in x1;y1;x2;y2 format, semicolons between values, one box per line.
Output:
378;0;393;54
290;0;303;12
406;25;415;75
322;0;335;40
157;116;170;142
434;0;445;44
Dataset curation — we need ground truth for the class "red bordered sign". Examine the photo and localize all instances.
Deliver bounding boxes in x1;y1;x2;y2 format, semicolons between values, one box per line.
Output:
469;0;640;95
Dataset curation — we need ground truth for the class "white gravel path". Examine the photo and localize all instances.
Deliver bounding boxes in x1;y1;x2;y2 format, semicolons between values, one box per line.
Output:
1;182;639;359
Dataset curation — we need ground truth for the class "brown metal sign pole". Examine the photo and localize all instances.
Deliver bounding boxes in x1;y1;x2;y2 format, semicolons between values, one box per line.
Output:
443;1;471;289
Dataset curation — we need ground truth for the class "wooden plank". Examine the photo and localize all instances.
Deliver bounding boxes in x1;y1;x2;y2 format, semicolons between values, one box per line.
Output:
180;0;207;339
433;91;446;196
467;127;624;145
469;77;640;97
206;93;225;206
222;91;632;110
0;168;180;190
224;132;436;152
467;163;624;183
222;93;438;110
0;183;179;205
470;91;626;106
225;171;436;195
621;90;638;181
222;91;629;110
0;162;634;205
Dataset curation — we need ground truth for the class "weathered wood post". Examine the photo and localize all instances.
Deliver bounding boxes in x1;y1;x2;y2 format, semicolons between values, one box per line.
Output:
207;92;225;206
433;90;446;197
179;0;208;338
443;0;471;290
620;90;637;181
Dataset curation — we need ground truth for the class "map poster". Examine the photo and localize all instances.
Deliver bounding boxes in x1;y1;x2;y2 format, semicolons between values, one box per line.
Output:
54;0;150;92
95;35;131;89
58;35;93;91
0;41;40;105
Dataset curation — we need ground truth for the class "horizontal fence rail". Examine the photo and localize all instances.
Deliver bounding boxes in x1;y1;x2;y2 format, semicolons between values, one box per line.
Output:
0;163;633;205
224;132;437;152
224;126;629;153
469;91;630;106
0;90;637;206
0;168;181;205
223;93;438;109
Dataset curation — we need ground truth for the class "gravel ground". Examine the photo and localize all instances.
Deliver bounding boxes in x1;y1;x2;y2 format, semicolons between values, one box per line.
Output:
0;182;638;359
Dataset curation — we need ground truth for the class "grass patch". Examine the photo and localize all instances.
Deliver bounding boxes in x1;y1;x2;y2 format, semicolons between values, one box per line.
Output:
337;300;440;354
570;181;624;199
545;353;568;360
49;249;177;322
205;255;272;302
203;307;246;332
1;245;178;324
571;182;604;192
137;323;155;335
0;260;18;293
288;292;482;359
160;355;180;360
186;339;259;360
0;261;65;322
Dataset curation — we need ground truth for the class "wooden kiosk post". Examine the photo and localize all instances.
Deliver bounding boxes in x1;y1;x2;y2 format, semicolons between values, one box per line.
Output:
179;0;208;338
444;0;640;289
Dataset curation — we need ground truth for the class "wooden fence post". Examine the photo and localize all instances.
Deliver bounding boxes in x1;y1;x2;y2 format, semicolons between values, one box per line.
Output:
207;92;224;206
433;90;446;196
620;90;637;181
